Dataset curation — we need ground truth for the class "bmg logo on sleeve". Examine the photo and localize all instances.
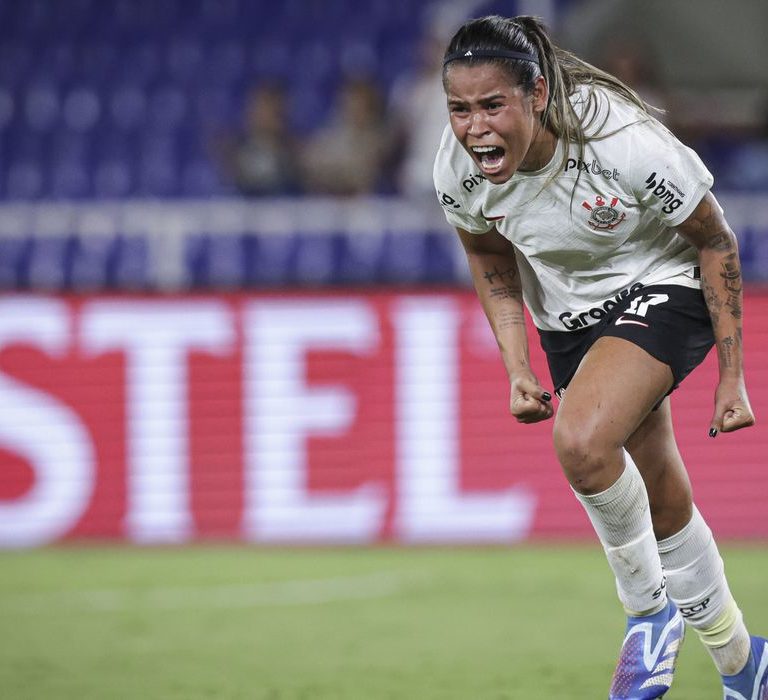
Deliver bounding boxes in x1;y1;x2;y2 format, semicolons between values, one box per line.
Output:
644;172;684;214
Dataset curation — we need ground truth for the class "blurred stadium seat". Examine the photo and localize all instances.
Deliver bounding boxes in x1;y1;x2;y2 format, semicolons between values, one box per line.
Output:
0;0;429;200
0;0;764;290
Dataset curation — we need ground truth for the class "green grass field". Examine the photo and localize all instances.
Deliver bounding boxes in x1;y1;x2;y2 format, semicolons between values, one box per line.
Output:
1;545;766;699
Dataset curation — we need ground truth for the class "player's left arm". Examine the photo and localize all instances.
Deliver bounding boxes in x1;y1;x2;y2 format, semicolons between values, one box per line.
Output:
676;190;755;435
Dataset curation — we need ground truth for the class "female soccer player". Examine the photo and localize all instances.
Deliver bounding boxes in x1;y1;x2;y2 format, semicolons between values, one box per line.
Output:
434;15;767;700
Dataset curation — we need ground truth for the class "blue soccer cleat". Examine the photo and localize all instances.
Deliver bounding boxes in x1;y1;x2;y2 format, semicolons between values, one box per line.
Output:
609;600;685;699
722;636;768;700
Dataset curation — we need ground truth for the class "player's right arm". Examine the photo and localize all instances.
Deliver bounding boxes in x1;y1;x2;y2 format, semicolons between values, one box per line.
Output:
456;226;553;423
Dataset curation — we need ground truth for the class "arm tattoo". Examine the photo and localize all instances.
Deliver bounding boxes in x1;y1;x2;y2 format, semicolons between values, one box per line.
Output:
483;265;518;285
684;199;735;252
689;199;742;321
701;276;722;327
496;309;526;331
485;262;522;302
489;286;522;302
705;231;736;253
720;253;743;320
718;335;735;370
681;194;745;374
480;261;524;328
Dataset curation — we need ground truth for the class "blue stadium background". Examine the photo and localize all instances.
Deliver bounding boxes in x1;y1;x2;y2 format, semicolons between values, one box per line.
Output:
0;0;766;290
0;0;444;199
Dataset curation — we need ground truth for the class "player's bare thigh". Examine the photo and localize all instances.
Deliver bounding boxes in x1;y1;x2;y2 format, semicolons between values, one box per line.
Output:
553;335;674;494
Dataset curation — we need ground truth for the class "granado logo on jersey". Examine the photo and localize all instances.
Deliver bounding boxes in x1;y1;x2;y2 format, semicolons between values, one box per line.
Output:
645;172;684;214
558;282;644;330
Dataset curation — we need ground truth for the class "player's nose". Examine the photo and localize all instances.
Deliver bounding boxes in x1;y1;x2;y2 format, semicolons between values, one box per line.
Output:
467;111;490;137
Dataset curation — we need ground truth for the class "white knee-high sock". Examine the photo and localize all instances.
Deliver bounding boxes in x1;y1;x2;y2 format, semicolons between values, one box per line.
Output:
573;456;667;617
658;506;751;675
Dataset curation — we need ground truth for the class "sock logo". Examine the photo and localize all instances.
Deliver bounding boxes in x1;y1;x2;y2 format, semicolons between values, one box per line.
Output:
652;576;667;600
645;172;683;215
679;597;710;617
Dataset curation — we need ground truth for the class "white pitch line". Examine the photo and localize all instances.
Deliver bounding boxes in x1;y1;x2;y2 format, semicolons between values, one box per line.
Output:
0;570;418;613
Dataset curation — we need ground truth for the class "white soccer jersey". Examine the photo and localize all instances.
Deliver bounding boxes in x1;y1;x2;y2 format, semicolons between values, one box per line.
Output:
433;87;714;332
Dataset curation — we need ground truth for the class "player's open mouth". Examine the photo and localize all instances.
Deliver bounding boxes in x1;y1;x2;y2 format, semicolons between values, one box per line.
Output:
471;145;505;174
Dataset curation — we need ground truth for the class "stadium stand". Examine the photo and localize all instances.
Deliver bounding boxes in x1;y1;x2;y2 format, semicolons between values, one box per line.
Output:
0;0;765;291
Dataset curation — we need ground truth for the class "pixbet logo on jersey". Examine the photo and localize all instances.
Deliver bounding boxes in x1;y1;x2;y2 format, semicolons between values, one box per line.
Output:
645;172;684;214
565;157;619;181
582;195;626;230
462;172;487;193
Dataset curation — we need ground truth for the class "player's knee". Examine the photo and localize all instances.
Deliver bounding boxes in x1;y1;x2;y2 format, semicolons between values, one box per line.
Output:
553;418;618;494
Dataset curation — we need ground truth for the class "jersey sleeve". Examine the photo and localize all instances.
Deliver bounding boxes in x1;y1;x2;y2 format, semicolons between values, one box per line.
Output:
433;134;494;235
628;119;714;228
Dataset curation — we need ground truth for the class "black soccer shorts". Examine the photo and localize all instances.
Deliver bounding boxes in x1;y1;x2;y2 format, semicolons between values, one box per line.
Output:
538;283;716;398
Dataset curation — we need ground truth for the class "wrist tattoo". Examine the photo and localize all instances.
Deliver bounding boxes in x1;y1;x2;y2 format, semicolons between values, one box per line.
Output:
719;335;735;369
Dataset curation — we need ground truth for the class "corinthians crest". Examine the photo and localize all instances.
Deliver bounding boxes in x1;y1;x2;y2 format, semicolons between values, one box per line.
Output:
582;195;626;230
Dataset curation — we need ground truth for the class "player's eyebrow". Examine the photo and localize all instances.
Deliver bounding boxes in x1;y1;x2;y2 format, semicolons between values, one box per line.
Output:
448;93;506;106
479;93;506;102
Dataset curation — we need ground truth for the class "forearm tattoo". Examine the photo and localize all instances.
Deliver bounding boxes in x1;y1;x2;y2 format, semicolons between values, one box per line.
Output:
489;285;522;301
720;253;742;320
683;197;743;324
701;276;722;327
479;262;525;329
718;335;736;370
684;196;745;372
495;309;526;330
483;265;518;284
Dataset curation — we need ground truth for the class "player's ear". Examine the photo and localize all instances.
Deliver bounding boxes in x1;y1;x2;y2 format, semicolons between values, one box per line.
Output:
531;76;548;116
